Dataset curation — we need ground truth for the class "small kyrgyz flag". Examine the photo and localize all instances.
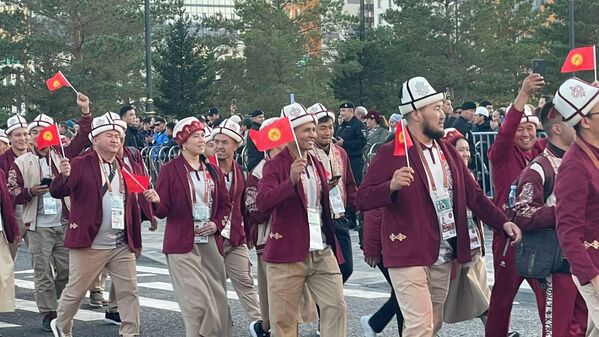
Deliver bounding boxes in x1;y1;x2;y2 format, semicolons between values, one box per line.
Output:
36;124;61;150
46;71;71;91
122;168;149;193
249;117;294;151
393;120;413;156
561;46;596;73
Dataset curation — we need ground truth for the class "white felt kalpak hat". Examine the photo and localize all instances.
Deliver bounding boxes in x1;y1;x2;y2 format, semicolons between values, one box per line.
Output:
212;118;243;143
27;114;54;133
307;103;335;123
259;118;280;131
281;103;317;128
399;77;445;116
204;126;213;141
89;112;126;141
0;129;9;145
6;115;27;135
553;77;599;127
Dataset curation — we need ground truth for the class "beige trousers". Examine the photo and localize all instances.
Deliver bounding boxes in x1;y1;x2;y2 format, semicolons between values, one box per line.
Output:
167;236;232;337
0;234;15;312
573;275;599;337
27;225;69;314
57;246;139;337
266;248;347;337
223;240;261;322
256;254;318;330
88;269;119;312
389;263;452;337
8;217;26;260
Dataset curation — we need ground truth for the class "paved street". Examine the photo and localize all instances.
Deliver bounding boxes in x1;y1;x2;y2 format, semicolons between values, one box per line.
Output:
0;226;543;337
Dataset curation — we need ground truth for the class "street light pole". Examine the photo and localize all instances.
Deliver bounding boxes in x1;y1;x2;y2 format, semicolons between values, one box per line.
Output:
568;0;575;78
144;0;155;114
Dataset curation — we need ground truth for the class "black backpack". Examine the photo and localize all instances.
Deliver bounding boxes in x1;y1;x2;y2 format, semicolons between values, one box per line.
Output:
509;155;567;279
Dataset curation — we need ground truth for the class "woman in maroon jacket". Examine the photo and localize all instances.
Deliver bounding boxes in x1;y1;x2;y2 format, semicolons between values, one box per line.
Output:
0;169;20;312
144;117;232;337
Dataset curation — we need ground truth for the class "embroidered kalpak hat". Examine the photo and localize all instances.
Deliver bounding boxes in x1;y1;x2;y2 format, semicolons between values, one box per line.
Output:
553;77;599;127
6;115;27;135
27;114;54;133
173;117;205;145
399;77;445;116
307;103;335;123
281;103;317;128
212;118;244;143
89;112;127;141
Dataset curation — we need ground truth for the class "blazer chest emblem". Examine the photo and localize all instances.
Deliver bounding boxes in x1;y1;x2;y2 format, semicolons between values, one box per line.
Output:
389;233;406;242
69;223;78;229
584;240;599;250
269;232;283;240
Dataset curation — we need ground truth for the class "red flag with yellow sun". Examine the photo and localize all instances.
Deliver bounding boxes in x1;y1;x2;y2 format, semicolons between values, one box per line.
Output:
45;71;71;91
36;124;61;150
561;46;596;73
249;117;294;152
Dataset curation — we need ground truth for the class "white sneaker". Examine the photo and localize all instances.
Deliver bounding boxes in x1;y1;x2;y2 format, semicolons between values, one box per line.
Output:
50;318;65;337
360;315;376;337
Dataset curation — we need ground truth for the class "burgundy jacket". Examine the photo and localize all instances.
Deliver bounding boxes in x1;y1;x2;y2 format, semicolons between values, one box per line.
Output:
0;148;17;180
513;145;562;232
49;151;142;251
488;105;545;209
0;170;18;243
362;208;383;259
153;156;231;255
221;162;247;248
556;137;599;285
357;138;508;268
245;168;268;249
256;148;344;264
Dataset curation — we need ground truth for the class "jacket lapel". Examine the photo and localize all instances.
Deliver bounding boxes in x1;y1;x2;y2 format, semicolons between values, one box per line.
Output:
174;156;193;208
90;152;103;201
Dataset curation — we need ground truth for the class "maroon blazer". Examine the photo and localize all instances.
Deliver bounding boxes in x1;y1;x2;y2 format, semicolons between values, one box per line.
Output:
488;105;545;209
0;148;17;180
153;156;231;255
357;139;508;268
556;137;599;285
49;151;142;252
256;148;344;264
362;208;382;259
0;170;18;243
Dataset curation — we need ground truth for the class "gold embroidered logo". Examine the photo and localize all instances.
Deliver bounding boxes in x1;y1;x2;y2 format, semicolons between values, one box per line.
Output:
584;240;599;249
269;232;283;240
389;233;406;242
69;223;78;229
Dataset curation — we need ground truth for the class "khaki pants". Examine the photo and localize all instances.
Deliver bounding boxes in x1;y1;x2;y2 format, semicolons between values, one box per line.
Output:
573;275;599;337
266;248;347;337
89;269;119;312
223;240;261;322
57;246;139;337
389;263;452;337
8;217;26;260
167;236;232;337
27;225;69;314
0;234;15;312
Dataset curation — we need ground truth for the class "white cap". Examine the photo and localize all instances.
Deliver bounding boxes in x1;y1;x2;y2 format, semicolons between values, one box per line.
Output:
89;112;126;141
307;103;335;123
399;77;445;116
229;115;242;124
6;115;27;135
355;106;368;116
0;129;9;144
553;77;599;127
475;106;489;117
212;118;243;143
27;114;54;133
281;103;316;128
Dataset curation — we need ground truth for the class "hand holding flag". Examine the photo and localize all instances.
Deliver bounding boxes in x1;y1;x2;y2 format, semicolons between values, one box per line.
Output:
249;117;294;152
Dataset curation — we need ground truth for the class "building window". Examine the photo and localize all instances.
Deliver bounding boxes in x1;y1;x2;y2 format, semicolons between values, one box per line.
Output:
378;0;382;8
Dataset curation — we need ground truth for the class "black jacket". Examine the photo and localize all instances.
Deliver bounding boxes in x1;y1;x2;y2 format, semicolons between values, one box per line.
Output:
124;126;142;149
246;122;264;172
335;117;366;157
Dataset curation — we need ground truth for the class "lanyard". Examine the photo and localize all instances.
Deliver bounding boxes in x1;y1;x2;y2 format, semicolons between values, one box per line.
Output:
300;156;321;209
414;140;449;192
100;158;124;195
186;164;211;205
38;156;52;178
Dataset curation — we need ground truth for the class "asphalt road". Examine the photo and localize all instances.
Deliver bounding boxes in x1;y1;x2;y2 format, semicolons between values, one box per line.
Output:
0;229;543;337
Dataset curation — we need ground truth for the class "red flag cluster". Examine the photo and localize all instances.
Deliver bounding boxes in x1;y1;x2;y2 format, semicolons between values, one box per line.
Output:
249;117;294;152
